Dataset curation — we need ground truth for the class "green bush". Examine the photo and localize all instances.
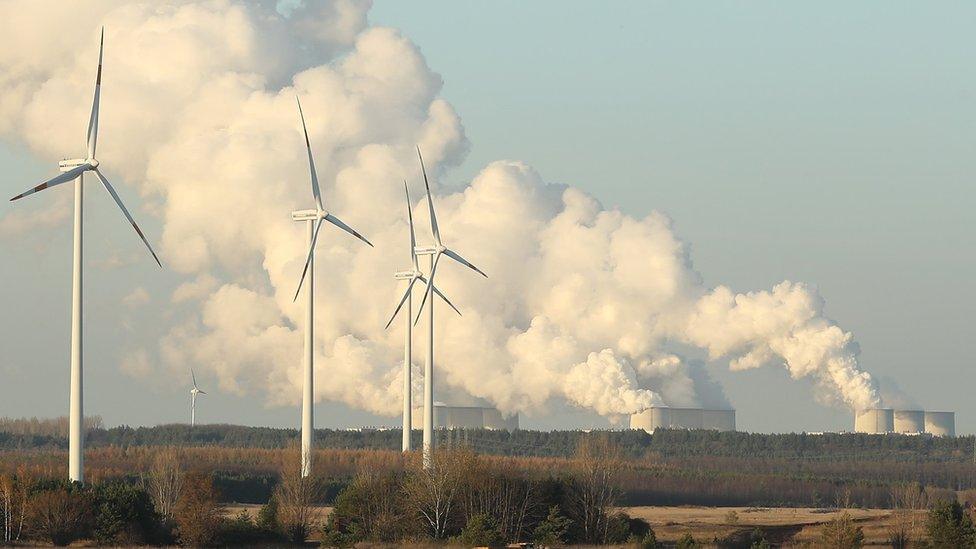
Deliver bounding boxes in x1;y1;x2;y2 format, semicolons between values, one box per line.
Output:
27;482;94;546
820;512;864;549
92;481;160;545
218;511;283;545
533;505;572;546
927;500;976;548
640;529;661;549
676;532;701;549
457;513;504;547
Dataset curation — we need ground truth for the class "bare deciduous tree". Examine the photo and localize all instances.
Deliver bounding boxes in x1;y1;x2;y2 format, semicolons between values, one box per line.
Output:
567;433;624;543
404;447;475;539
142;448;183;520
275;449;323;543
0;466;31;543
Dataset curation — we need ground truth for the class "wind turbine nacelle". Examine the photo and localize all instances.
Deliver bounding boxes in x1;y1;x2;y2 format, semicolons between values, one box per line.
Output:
414;245;439;256
291;208;321;221
59;158;88;172
394;270;417;280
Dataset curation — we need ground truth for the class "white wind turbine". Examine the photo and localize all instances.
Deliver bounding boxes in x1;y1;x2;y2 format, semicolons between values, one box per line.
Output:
9;28;161;483
412;148;487;467
189;369;207;427
384;182;460;453
291;97;373;477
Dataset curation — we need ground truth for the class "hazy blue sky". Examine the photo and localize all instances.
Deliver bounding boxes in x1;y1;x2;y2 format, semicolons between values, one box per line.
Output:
1;1;973;433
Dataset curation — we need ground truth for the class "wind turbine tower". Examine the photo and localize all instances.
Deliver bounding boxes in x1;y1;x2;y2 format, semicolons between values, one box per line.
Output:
384;183;459;452
291;98;373;477
412;148;487;467
9;28;161;483
189;369;207;427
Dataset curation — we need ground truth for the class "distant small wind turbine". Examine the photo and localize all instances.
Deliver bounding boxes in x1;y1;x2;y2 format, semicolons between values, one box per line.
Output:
412;147;487;467
8;28;161;483
384;182;459;453
291;97;373;477
189;369;207;427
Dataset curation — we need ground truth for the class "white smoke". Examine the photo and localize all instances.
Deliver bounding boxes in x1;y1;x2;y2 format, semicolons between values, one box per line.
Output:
0;0;881;419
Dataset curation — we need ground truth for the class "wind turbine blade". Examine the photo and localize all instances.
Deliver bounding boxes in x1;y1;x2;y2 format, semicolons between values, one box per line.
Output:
293;217;324;302
87;27;104;159
93;168;162;267
404;181;418;270
324;213;373;247
443;248;488;278
198;390;207;395
384;277;419;330
413;252;441;326
416;147;440;244
418;275;462;317
10;164;91;201
296;97;323;210
191;368;197;388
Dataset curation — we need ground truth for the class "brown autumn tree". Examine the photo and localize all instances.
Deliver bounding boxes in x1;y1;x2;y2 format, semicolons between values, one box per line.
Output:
173;471;222;547
28;486;94;546
274;449;323;543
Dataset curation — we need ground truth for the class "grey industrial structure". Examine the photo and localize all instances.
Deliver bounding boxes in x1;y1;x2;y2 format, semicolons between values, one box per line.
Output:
411;403;519;431
855;408;955;436
630;407;736;433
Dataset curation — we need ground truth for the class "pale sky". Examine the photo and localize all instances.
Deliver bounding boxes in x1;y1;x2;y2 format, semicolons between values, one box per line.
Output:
1;1;973;434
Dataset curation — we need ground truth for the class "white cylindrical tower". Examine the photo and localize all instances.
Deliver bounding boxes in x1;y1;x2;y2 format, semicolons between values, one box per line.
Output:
68;173;84;483
924;411;955;437
422;255;434;468
300;220;314;478
894;410;925;434
401;286;412;452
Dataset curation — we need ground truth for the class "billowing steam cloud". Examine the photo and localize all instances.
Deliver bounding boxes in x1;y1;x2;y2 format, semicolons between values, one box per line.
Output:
0;0;881;420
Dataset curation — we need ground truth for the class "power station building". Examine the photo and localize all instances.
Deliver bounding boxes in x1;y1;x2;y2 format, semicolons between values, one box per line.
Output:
411;403;518;431
630;407;735;433
855;408;955;436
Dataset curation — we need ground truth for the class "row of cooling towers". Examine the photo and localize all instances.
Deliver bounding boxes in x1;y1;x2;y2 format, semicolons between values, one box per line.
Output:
855;408;955;437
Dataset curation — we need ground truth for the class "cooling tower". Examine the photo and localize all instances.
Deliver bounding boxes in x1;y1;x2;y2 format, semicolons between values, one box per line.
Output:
894;410;925;434
669;408;704;429
854;408;894;433
924;411;955;437
410;404;518;431
631;407;734;433
703;409;736;431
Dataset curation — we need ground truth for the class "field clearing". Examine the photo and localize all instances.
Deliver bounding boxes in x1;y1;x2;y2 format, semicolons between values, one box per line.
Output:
223;504;924;547
623;506;924;546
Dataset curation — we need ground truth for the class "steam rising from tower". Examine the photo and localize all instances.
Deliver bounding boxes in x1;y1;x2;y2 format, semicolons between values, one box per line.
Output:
0;1;880;422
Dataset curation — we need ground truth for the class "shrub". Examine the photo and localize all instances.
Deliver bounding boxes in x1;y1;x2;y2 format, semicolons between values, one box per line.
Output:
820;512;864;549
457;513;504;547
887;525;910;549
533;505;572;546
640;529;661;549
927;499;976;548
28;483;94;546
173;471;222;547
256;495;279;532
92;481;160;545
217;510;282;545
725;509;740;525
677;532;701;549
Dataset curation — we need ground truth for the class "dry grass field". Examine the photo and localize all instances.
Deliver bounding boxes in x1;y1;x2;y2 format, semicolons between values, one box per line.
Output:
223;504;924;547
623;505;925;547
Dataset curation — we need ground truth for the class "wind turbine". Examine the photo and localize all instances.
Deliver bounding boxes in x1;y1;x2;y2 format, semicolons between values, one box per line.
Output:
291;97;373;477
189;369;207;427
412;147;487;467
384;182;460;453
9;28;161;483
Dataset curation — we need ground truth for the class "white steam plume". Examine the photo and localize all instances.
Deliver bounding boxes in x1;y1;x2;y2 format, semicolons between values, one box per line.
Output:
0;0;880;419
